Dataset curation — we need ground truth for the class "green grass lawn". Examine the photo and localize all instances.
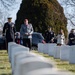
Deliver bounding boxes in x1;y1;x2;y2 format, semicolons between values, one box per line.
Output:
0;50;75;75
32;50;75;73
0;50;11;75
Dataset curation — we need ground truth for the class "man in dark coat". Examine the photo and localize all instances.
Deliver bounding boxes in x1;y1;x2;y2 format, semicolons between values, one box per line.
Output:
68;29;75;45
45;27;54;43
3;17;16;50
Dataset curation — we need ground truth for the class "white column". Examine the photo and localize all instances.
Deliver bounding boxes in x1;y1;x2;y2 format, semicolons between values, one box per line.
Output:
48;43;56;56
60;45;70;61
9;44;20;62
14;54;54;75
43;43;50;54
8;42;16;56
69;45;75;64
8;42;18;62
54;46;61;59
14;52;30;67
11;45;29;72
38;43;44;53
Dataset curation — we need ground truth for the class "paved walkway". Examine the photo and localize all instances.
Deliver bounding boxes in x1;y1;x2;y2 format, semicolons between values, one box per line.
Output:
31;51;74;75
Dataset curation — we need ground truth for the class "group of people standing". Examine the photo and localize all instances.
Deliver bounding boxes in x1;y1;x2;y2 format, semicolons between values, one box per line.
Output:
2;17;75;52
44;27;65;46
44;27;75;46
3;17;34;51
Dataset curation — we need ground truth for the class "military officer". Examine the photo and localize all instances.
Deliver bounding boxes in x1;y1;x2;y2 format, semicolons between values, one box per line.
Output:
3;17;16;50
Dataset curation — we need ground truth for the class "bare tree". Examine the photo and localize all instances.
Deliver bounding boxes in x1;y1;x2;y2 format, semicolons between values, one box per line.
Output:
58;0;75;26
0;10;3;19
60;0;75;6
0;0;17;10
0;0;20;25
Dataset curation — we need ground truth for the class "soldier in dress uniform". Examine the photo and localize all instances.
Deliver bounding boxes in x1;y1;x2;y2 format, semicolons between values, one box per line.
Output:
3;17;16;50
